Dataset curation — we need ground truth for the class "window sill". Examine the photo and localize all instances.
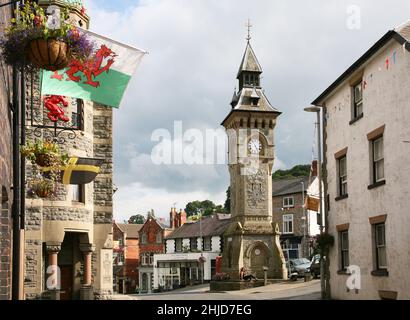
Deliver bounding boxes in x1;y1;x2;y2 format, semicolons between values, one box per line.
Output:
371;269;389;277
335;194;349;202
368;180;386;190
349;113;364;125
337;270;349;275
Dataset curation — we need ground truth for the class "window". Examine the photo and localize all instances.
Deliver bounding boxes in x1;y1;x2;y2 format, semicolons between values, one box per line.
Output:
283;197;294;208
340;231;349;270
72;184;84;203
372;137;384;183
141;233;147;245
156;232;162;244
141;253;150;266
116;253;124;265
190;238;198;251
203;237;212;251
338;156;347;196
283;214;294;234
353;81;363;119
175;239;182;252
71;99;84;130
374;223;387;270
149;253;154;265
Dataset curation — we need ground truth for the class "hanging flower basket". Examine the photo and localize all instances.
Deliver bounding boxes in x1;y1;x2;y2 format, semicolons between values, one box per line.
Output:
26;38;70;71
0;1;95;72
21;140;69;168
29;178;54;199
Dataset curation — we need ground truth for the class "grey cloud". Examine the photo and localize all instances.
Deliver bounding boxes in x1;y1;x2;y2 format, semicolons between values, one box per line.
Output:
88;0;410;215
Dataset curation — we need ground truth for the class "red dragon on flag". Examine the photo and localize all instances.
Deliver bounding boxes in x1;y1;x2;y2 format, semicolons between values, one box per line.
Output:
51;45;117;88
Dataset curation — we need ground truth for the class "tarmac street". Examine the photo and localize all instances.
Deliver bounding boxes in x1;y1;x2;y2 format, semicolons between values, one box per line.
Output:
112;279;321;300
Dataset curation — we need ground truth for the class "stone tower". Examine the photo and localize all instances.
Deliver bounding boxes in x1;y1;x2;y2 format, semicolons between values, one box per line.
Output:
221;38;287;280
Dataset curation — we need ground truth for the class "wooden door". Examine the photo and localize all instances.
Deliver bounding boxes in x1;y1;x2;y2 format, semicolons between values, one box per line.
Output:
60;265;73;300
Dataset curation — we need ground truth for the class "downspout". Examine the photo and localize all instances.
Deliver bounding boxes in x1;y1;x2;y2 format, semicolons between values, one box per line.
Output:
11;64;21;300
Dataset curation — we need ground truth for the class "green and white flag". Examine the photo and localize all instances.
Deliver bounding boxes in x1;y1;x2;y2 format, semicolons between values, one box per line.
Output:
41;28;146;108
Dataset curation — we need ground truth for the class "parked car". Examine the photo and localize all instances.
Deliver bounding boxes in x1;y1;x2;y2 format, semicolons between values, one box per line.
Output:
310;254;321;278
287;258;311;277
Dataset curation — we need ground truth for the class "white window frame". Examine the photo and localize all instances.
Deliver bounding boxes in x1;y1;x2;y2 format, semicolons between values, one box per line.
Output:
373;137;385;183
339;156;347;196
375;223;387;269
283;196;294;208
283;214;294;234
340;231;349;270
203;237;211;251
353;81;363;119
175;239;182;252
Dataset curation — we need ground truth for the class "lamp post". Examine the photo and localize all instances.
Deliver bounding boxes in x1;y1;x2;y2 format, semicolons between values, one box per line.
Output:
198;208;204;285
304;105;325;299
301;181;308;259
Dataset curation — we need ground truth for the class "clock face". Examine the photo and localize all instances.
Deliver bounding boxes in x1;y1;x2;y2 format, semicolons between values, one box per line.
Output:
248;138;262;154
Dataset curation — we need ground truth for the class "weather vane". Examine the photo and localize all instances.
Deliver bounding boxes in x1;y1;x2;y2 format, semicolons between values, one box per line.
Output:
246;19;252;41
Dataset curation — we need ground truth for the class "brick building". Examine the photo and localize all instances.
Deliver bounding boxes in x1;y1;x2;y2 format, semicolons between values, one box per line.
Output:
272;174;320;260
0;0;13;301
113;222;143;294
138;210;176;293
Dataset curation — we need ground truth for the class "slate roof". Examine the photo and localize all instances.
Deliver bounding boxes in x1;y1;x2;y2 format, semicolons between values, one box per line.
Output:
237;42;263;77
166;214;231;239
232;87;280;113
115;223;144;239
272;176;311;197
313;21;410;105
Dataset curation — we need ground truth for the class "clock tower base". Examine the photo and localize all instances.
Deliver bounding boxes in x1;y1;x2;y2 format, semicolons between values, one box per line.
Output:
221;218;288;280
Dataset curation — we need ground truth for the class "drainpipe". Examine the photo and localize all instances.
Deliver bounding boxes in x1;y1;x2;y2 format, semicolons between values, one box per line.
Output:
11;64;21;300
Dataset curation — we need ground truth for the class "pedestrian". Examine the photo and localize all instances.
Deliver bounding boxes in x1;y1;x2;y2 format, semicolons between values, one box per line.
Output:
239;267;245;280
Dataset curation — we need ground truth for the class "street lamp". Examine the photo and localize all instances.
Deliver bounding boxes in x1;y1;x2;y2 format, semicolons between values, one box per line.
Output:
301;181;308;259
197;208;204;285
304;105;325;299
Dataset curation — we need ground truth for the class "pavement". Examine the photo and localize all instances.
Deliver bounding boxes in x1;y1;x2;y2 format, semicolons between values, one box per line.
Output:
112;279;321;300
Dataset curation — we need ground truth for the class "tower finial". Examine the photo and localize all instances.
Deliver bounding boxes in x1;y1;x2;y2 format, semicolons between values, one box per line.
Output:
245;19;252;42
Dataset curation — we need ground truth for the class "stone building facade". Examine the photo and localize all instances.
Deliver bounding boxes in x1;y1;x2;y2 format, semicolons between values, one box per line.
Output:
221;38;287;280
272;176;311;260
0;0;13;301
23;1;113;300
312;21;410;299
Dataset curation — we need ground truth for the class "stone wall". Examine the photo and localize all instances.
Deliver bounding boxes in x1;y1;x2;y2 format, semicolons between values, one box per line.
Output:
0;0;13;301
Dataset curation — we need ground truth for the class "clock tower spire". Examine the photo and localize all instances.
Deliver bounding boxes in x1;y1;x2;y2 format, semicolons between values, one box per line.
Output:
220;32;287;282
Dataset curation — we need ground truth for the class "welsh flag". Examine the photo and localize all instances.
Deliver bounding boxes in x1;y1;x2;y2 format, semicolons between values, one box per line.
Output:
41;29;146;108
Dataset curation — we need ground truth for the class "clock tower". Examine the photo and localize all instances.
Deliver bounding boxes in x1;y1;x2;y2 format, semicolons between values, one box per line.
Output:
221;36;287;280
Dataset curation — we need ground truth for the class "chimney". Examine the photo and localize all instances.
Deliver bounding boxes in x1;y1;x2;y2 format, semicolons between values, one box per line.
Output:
311;160;318;177
179;209;187;227
169;207;176;229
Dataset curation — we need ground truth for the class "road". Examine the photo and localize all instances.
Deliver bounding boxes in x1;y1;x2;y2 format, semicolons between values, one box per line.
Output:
112;279;321;300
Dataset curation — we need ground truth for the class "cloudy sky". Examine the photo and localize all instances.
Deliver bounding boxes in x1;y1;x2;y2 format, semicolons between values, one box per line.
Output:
86;0;410;222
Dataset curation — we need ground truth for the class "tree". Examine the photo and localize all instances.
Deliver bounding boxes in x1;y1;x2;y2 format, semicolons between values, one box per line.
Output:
185;200;217;217
224;186;230;213
128;214;146;224
272;164;311;180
